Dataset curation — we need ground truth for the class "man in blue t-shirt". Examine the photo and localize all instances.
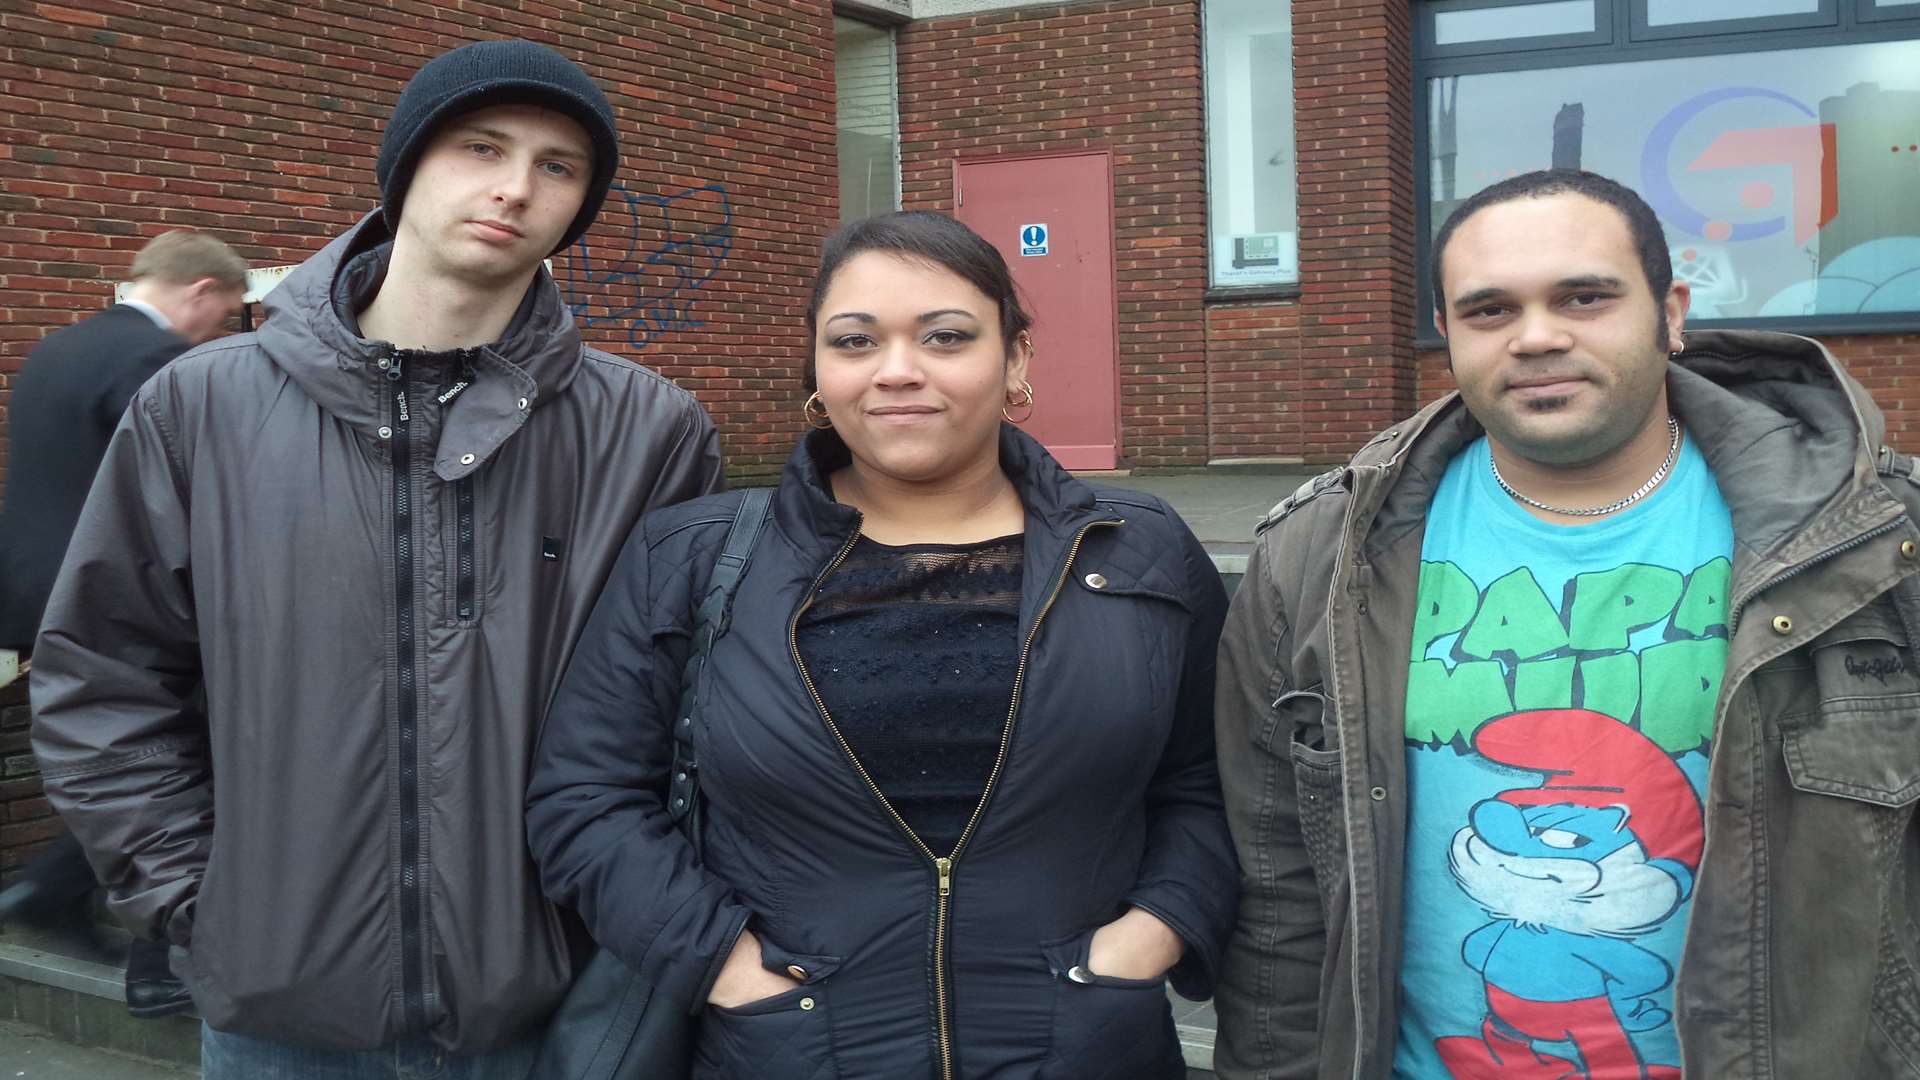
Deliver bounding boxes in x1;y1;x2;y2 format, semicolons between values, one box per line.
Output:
1393;169;1724;1079
1214;169;1920;1080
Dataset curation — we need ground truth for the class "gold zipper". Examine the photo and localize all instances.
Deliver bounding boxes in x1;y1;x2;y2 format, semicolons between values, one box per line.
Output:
788;517;1121;1080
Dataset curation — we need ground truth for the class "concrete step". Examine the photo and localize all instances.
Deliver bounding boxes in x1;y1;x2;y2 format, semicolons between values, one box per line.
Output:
0;937;200;1069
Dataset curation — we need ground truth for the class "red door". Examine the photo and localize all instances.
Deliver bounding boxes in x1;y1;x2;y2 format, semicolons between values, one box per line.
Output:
955;153;1119;470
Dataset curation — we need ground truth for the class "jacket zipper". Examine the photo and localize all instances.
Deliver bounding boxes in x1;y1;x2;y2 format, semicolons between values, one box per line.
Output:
787;516;1119;1080
446;351;476;622
386;347;428;1034
455;477;475;620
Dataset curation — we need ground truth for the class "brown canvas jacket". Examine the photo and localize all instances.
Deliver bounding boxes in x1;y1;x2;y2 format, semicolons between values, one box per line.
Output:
29;213;724;1053
1214;330;1920;1079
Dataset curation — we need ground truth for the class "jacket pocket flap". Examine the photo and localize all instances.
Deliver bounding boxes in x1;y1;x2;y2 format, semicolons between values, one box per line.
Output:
1808;599;1908;649
1782;696;1920;806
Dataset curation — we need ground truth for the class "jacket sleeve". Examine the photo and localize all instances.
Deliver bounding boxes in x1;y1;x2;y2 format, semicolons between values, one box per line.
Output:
648;396;726;505
1211;533;1326;1080
526;516;754;1009
1123;512;1238;1002
30;388;210;946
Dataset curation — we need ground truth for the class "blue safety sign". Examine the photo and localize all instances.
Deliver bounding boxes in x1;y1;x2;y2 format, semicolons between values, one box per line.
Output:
1020;223;1049;257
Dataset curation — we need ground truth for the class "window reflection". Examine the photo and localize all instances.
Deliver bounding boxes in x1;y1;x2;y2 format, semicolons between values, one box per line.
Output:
1435;1;1595;45
1645;0;1820;26
1428;40;1920;320
835;18;900;223
1206;0;1297;287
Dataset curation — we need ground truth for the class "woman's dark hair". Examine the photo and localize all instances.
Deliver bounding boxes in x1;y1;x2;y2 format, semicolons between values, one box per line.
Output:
803;211;1033;390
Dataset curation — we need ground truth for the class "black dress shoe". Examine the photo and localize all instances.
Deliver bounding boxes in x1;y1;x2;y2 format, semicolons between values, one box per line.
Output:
125;938;194;1019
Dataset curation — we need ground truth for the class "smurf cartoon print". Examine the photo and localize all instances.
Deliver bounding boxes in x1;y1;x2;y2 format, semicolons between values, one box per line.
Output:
1434;709;1703;1080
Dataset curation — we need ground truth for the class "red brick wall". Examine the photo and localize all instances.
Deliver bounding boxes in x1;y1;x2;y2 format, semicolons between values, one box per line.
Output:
1290;0;1420;461
0;1;839;492
0;680;59;881
1830;333;1920;448
1207;300;1304;460
895;0;1211;467
1419;334;1920;450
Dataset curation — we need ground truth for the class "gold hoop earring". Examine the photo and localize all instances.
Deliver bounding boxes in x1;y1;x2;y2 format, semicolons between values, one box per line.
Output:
802;391;833;430
1003;380;1036;424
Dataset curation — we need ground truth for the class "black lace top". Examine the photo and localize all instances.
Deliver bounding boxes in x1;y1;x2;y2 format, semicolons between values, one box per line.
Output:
795;533;1024;855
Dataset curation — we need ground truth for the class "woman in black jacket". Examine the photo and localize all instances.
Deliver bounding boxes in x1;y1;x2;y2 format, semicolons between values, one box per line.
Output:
527;212;1236;1080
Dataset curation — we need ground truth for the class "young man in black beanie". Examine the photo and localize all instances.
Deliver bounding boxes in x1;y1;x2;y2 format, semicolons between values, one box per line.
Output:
30;39;723;1078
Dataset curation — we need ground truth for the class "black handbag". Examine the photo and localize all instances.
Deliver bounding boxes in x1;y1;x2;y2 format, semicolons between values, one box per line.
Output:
531;488;775;1080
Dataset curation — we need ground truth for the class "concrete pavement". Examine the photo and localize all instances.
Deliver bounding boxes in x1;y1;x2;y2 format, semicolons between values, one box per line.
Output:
1093;466;1323;575
0;1020;194;1079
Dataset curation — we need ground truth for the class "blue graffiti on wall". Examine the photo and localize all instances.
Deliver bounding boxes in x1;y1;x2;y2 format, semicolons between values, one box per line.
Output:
560;182;732;349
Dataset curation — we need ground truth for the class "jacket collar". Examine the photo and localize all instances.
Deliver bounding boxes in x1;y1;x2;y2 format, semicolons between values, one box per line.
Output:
256;211;586;481
1355;330;1905;587
770;423;1112;564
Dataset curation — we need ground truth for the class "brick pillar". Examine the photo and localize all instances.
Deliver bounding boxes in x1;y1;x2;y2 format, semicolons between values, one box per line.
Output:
0;678;63;883
1293;0;1422;457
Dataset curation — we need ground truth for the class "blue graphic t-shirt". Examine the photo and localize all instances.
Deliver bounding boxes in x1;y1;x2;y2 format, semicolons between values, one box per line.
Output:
1391;433;1733;1079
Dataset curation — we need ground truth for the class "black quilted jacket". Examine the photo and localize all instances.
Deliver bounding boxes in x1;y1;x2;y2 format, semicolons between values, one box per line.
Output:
528;424;1238;1080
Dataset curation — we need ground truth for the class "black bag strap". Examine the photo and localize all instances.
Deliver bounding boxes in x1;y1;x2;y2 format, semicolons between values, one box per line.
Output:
666;488;773;855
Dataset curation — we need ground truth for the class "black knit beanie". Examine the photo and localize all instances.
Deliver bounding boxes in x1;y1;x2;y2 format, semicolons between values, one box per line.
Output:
376;39;619;255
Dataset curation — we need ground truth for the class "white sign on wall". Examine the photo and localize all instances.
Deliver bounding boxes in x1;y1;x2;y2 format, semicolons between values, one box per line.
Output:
115;263;297;305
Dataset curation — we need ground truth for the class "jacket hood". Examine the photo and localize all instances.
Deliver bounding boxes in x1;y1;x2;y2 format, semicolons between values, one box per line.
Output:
256;210;586;481
1359;329;1903;587
773;422;1106;551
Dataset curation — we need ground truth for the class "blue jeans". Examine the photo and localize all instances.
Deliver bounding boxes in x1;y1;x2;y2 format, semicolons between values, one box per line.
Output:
201;1024;540;1080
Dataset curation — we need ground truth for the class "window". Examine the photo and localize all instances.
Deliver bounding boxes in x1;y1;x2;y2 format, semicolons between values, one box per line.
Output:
1418;2;1920;332
1645;0;1821;24
1436;1;1597;46
834;17;899;223
1205;0;1297;289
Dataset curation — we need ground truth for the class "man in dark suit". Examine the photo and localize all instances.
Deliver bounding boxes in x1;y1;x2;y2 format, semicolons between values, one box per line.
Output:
0;228;246;1017
0;229;247;649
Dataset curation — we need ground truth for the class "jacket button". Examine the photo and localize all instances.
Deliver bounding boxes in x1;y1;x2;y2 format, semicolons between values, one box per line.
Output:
1903;540;1917;560
787;965;807;981
1083;572;1108;590
518;397;529;410
1370;786;1388;801
1771;615;1793;635
460;453;476;465
378;426;392;439
799;997;815;1011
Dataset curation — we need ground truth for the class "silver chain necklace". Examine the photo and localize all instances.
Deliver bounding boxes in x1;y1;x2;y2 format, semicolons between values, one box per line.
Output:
1490;416;1681;518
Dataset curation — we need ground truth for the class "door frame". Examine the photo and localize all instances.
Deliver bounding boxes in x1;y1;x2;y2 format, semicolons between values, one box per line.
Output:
952;147;1125;469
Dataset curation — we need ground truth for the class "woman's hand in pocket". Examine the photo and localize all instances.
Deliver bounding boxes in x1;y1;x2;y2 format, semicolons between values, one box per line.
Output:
707;929;804;1009
1085;907;1184;982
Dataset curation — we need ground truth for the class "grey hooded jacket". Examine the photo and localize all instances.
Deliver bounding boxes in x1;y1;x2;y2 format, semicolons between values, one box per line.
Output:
29;213;724;1053
1213;331;1920;1079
